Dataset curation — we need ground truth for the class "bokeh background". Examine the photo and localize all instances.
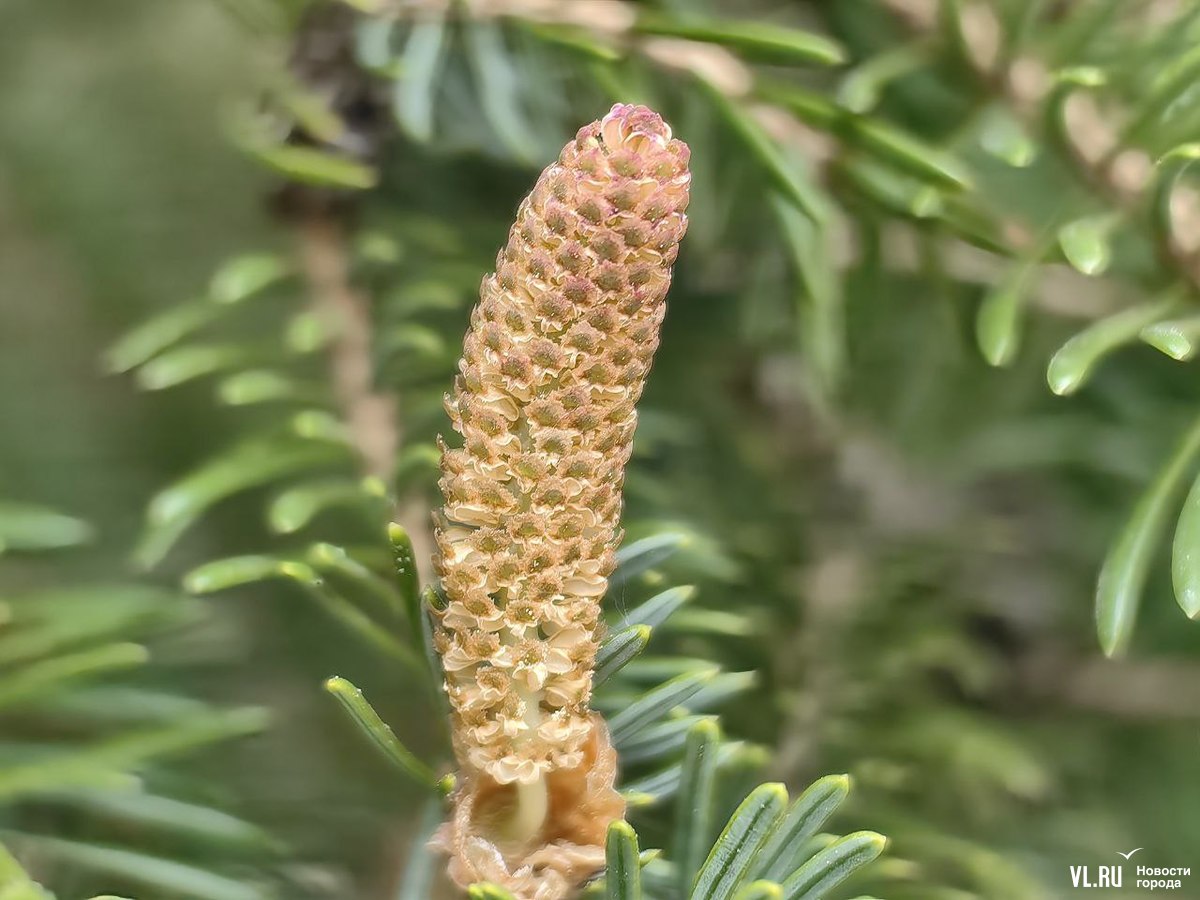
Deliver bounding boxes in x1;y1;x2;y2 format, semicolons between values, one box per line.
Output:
3;1;1200;898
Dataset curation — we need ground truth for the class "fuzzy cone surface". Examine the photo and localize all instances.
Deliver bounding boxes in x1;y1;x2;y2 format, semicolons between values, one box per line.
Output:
431;103;690;898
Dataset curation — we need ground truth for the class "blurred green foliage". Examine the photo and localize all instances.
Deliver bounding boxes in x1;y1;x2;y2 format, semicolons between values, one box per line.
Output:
4;0;1200;898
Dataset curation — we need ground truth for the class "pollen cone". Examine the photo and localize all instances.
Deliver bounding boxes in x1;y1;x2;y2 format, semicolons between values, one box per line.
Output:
431;103;690;899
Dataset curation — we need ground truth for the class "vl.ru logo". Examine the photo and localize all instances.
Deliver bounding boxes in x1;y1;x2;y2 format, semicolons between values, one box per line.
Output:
1070;863;1124;889
1070;849;1192;891
1070;849;1137;888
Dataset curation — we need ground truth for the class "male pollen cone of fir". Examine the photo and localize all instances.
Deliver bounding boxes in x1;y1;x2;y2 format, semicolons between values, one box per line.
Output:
430;103;690;898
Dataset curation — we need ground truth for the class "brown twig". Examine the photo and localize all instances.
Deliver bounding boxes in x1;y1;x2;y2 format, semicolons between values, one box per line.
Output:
297;211;436;584
299;214;396;480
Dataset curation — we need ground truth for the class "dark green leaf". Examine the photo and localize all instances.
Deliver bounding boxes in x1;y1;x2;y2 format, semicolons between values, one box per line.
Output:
622;741;742;808
0;842;54;900
636;15;845;66
1057;215;1115;276
285;310;335;353
609;533;690;590
0;585;187;668
190;556;417;672
596;625;652;686
687;672;758;713
0;708;267;800
244;144;377;189
0;503;93;553
847;119;971;190
307;542;400;616
608;670;718;744
218;370;317;406
779;831;886;899
465;22;538;163
624;739;744;811
691;783;789;900
301;579;422;669
668;609;756;637
387;522;423;639
355;17;398;72
208;254;289;305
619;657;717;684
0;643;147;711
755;774;851;882
395;797;445;900
605;820;641;900
395;17;447;142
1121;42;1200;145
183;555;319;594
675;719;721;895
137;438;347;569
519;22;621;62
837;44;929;114
619;586;694;631
979;104;1037;167
1047;297;1179;395
617;716;718;766
5;835;269;900
1097;415;1200;655
705;86;829;224
1141;314;1200;361
276;81;347;145
772;195;844;396
269;480;376;533
104;300;221;373
47;790;277;853
976;265;1035;368
1152;145;1200;262
323;677;439;789
135;343;253;391
291;410;350;444
1173;468;1200;618
393;443;441;493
